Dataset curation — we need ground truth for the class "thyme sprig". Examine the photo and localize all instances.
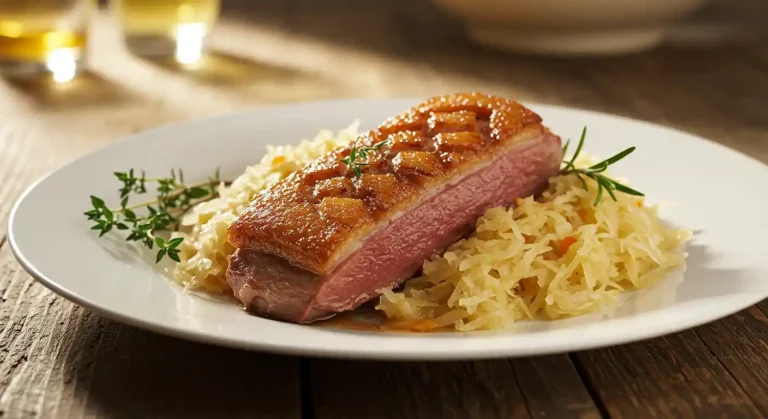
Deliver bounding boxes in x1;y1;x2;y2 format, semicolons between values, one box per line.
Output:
340;138;392;177
84;168;225;263
560;127;644;205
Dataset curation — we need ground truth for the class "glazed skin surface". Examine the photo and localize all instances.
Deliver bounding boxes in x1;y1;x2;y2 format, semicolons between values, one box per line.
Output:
227;92;550;275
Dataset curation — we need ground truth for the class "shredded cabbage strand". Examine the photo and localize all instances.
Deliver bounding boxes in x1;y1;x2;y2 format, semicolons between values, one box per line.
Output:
375;154;691;331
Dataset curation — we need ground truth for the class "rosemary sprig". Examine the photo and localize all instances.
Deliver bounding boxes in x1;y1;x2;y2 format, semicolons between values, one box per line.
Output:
340;138;392;177
560;126;644;206
84;168;225;263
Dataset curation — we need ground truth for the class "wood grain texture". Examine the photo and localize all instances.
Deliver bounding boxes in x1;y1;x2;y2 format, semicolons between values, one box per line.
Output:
309;356;600;419
758;298;768;317
0;246;301;419
510;356;602;419
0;0;767;418
573;331;763;418
694;306;768;416
310;359;532;419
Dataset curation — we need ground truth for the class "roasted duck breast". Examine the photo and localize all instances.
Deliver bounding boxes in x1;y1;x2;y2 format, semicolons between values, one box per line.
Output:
226;92;563;323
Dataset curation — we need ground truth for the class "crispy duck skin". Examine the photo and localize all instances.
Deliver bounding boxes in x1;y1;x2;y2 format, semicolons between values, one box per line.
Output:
228;92;557;275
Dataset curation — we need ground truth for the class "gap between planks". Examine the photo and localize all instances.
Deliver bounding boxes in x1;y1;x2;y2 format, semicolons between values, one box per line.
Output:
307;355;601;419
568;354;610;419
694;305;768;416
694;328;763;413
573;330;764;418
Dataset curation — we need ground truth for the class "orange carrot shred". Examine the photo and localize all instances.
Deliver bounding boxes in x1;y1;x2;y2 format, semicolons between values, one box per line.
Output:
558;236;577;256
411;319;439;332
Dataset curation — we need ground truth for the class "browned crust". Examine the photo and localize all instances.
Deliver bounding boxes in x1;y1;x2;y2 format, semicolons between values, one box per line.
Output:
228;92;548;274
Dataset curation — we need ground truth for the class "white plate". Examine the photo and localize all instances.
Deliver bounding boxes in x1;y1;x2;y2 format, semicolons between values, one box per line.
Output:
8;98;768;360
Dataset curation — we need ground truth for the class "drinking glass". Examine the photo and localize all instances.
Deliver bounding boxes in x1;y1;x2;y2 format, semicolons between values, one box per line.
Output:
0;0;90;81
114;0;221;64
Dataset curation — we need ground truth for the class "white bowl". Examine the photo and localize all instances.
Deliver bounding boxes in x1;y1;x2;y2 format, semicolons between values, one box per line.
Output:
432;0;709;55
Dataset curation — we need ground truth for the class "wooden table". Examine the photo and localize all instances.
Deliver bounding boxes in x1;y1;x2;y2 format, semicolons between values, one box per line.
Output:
1;0;767;417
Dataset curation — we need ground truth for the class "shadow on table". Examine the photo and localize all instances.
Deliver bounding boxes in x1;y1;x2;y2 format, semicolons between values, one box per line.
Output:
67;323;300;418
1;70;140;111
136;48;343;102
137;49;308;86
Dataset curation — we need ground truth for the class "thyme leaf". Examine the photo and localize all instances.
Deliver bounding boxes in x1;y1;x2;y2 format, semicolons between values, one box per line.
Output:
340;137;392;177
85;168;228;263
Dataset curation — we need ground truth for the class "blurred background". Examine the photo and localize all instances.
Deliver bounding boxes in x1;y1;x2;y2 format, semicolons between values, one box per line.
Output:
0;0;766;158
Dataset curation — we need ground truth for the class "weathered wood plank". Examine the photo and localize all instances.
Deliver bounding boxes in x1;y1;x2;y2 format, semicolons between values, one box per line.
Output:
80;323;301;418
309;359;532;419
694;306;768;416
756;298;768;315
310;355;601;419
511;355;602;419
0;246;302;419
574;330;763;418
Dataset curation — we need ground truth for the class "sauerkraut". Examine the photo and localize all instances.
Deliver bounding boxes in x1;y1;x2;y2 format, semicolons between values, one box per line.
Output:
375;155;691;331
172;123;690;333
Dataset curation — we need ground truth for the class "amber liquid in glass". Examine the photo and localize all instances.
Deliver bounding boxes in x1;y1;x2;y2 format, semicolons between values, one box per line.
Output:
116;0;220;58
0;0;88;77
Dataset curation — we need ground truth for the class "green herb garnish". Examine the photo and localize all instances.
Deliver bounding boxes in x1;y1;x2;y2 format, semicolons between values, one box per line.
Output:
560;126;644;206
84;168;225;263
340;138;392;177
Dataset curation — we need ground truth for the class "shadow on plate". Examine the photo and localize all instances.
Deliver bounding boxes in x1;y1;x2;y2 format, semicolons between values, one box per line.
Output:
674;243;768;302
97;232;238;313
98;233;170;274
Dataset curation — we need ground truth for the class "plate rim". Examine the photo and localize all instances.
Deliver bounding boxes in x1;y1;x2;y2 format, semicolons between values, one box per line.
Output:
6;97;768;360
